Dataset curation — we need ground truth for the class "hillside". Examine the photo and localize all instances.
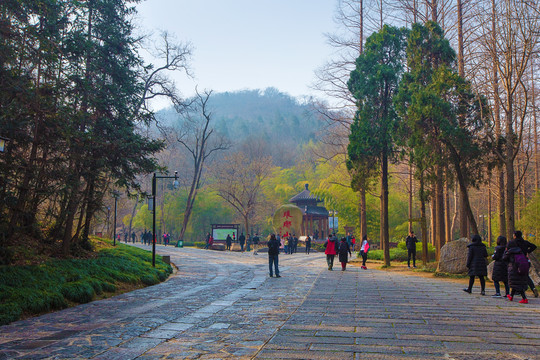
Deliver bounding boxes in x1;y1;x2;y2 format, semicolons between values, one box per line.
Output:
155;88;321;167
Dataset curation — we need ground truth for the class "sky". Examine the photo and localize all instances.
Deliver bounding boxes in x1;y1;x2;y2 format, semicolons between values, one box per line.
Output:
135;0;337;108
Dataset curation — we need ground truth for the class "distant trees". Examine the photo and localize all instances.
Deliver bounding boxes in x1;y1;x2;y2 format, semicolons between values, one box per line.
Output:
212;150;273;238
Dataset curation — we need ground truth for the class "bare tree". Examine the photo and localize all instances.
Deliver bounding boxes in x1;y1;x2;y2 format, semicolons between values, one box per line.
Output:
167;89;230;241
474;0;540;238
213;151;273;237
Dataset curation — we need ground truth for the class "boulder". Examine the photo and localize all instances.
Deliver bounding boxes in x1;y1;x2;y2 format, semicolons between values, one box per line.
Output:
437;238;469;274
529;253;540;286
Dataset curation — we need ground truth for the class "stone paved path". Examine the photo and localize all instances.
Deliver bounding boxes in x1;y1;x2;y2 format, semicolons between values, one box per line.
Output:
0;245;539;359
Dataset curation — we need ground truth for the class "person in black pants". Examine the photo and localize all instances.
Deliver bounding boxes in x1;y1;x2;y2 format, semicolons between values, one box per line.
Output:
513;231;538;298
305;235;311;254
267;234;281;277
463;234;488;295
406;231;418;268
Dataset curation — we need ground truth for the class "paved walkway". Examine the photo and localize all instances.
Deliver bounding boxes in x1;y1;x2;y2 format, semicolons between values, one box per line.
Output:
1;245;539;359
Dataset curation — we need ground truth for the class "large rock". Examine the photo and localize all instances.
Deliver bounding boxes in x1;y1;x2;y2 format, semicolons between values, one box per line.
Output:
437;238;469;274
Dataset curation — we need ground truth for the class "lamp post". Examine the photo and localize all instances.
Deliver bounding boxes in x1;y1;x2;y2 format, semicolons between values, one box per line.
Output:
106;206;111;238
112;190;121;246
151;171;178;267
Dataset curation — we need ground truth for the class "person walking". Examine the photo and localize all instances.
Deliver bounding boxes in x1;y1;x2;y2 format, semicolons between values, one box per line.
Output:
338;237;352;271
504;237;529;303
491;235;510;298
513;230;538;297
239;232;245;252
360;235;369;269
324;233;339;270
226;234;232;251
267;234;281;278
305;235;312;254
406;231;418;268
463;234;488;295
204;232;211;249
253;233;260;255
131;232;136;244
246;233;252;252
293;234;298;254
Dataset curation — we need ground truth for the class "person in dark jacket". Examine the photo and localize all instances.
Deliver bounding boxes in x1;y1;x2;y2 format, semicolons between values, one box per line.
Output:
305;235;312;254
491;236;509;298
405;231;418;268
267;234;280;277
239;232;245;252
513;230;538;298
226;234;232;251
463;234;488;295
338;237;352;271
324;234;339;270
503;238;528;303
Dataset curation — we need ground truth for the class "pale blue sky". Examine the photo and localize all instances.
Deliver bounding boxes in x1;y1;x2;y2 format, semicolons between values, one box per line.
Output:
135;0;337;106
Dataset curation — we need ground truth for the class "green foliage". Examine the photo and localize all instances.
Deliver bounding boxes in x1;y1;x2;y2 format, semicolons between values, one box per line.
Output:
517;191;540;246
0;238;172;325
369;243;436;262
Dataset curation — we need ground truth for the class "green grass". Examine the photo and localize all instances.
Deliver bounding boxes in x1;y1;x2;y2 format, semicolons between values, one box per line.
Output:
0;238;172;325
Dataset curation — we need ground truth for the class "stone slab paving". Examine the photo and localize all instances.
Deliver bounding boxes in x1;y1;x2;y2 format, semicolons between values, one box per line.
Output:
1;245;539;359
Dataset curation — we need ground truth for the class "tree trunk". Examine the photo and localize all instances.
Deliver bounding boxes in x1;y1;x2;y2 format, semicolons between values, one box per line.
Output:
381;151;390;266
488;177;493;246
436;164;445;258
360;188;367;240
419;173;429;265
128;193;139;241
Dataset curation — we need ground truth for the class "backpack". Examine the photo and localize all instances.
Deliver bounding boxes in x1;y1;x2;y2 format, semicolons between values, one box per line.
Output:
514;253;531;275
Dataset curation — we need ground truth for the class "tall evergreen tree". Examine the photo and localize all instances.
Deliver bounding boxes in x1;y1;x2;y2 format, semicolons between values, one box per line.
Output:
347;25;407;266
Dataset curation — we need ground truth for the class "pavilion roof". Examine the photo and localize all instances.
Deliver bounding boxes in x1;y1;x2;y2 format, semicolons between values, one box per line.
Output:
289;184;322;204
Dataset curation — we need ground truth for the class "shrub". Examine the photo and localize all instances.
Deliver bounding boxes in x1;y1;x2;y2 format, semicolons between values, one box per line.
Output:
0;238;172;325
61;281;95;303
0;302;21;326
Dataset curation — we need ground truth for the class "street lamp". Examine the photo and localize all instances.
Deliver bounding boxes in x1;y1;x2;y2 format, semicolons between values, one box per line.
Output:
106;206;111;238
151;171;178;267
112;190;121;246
0;136;10;153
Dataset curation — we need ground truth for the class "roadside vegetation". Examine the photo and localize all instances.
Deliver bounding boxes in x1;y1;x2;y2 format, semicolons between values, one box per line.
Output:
0;238;172;326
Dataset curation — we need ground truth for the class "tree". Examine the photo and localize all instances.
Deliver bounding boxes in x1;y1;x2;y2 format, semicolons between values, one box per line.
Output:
474;0;540;238
396;22;488;256
213;151;273;237
167;89;230;241
347;25;408;266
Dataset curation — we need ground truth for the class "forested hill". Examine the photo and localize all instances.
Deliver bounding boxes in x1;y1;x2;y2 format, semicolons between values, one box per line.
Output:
155;88;321;166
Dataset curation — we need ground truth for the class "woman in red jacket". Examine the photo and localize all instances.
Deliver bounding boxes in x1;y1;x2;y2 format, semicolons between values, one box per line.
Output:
324;234;339;270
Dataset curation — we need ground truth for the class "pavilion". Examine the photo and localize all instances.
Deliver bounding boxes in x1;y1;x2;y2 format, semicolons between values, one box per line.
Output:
289;184;329;240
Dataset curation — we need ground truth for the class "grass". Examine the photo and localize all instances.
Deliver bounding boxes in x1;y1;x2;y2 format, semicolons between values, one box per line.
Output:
0;237;172;325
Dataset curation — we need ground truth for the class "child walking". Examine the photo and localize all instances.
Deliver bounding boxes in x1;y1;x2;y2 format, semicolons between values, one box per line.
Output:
503;239;529;304
463;234;488;295
338;237;352;271
491;236;509;298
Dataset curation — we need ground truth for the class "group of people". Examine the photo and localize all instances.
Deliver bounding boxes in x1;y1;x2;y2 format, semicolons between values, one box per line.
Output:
205;232;261;252
464;230;538;304
323;233;369;271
